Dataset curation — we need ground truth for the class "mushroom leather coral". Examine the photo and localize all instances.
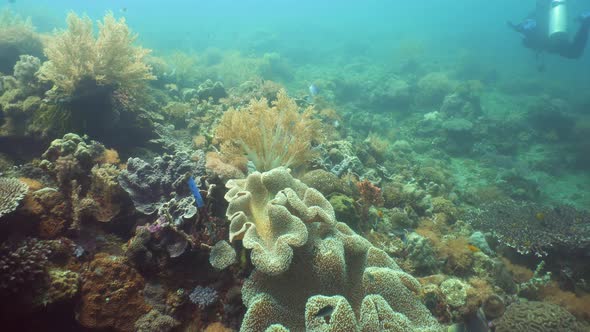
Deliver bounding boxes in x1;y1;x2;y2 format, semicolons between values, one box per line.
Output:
223;167;443;331
225;167;335;276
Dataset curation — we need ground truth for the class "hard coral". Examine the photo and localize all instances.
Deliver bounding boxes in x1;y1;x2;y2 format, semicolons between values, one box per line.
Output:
39;12;154;94
78;253;150;331
0;177;28;218
492;301;585;332
0;238;51;295
134;309;179;332
118;151;203;215
468;200;590;256
38;268;79;306
215;89;322;171
189;285;219;309
221;168;443;331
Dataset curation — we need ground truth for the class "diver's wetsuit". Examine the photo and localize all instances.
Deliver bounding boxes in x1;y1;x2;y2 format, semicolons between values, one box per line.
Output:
509;0;590;59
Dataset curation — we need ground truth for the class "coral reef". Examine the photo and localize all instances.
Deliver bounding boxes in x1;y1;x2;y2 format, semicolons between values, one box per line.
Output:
3;8;590;330
36;133;125;228
221;167;443;331
215;89;322;171
0;177;28;218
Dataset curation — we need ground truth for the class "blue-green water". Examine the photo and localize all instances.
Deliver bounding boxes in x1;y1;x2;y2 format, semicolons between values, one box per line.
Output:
7;0;590;89
1;1;590;331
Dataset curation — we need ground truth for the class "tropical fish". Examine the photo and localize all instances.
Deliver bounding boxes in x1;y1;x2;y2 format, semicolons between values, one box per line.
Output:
188;176;205;208
309;83;320;97
314;305;334;318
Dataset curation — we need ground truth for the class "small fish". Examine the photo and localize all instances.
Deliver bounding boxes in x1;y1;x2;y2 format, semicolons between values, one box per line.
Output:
467;244;480;253
309;83;320;97
121;8;128;13
188;176;204;208
314;305;334;318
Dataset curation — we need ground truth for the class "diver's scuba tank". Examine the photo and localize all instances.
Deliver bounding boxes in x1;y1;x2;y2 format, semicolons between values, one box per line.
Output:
548;0;568;42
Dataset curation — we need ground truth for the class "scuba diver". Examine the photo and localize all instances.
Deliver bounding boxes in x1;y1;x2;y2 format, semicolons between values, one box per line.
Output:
508;0;590;70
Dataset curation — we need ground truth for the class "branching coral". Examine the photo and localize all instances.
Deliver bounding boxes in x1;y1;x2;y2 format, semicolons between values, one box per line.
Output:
39;12;154;94
215;89;322;171
0;238;52;295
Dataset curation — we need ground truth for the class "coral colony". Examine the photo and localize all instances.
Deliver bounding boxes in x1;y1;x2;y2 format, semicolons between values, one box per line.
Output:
0;7;589;332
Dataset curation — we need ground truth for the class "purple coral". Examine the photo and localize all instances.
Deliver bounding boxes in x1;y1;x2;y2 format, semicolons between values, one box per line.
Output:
188;285;218;309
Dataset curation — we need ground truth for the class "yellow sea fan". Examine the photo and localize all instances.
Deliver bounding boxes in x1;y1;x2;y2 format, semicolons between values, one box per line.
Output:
215;89;323;171
39;11;154;94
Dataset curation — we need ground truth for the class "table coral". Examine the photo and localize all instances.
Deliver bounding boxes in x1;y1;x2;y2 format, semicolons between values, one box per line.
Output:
467;200;590;256
0;177;28;219
221;167;444;331
77;253;150;331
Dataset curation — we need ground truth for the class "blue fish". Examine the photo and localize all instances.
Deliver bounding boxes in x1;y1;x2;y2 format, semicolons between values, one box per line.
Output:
188;176;204;208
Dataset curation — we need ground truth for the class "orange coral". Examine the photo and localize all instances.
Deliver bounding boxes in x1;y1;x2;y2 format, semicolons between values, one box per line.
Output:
214;89;322;171
500;257;533;283
465;277;494;315
437;237;474;274
204;322;233;332
19;184;69;238
97;148;120;165
540;282;590;321
78;254;150;331
416;219;447;247
205;151;246;181
18;177;43;191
